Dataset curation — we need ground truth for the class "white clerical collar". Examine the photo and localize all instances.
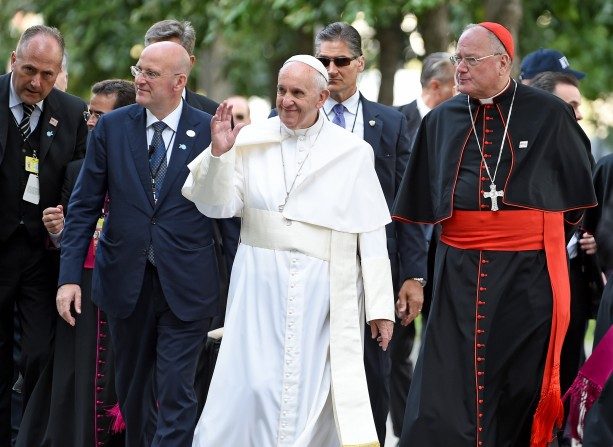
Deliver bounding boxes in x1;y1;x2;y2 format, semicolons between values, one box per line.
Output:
145;99;183;132
477;79;512;104
280;111;325;141
324;89;360;116
416;95;431;118
9;72;44;112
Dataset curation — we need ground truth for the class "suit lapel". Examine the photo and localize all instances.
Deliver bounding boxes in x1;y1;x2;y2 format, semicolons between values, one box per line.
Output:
38;91;62;162
155;101;198;205
0;74;9;165
361;95;383;154
126;107;155;207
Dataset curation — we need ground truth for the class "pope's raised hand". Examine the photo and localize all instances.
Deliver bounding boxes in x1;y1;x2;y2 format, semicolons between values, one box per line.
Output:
211;101;247;157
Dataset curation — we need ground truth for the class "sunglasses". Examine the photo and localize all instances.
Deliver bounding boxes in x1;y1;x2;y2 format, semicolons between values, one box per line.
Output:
316;55;359;68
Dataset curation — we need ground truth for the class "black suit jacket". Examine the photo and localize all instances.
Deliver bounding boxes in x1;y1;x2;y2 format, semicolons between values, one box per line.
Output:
0;73;87;244
360;95;427;287
397;100;422;148
185;89;219;117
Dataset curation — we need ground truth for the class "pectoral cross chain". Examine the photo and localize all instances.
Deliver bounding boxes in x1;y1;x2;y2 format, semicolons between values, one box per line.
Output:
483;183;504;211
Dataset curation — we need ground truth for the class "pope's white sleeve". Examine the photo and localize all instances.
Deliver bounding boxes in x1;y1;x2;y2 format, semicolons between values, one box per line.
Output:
182;145;244;218
358;226;395;323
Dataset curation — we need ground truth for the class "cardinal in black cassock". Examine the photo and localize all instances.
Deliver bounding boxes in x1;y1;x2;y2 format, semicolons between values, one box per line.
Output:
392;22;596;447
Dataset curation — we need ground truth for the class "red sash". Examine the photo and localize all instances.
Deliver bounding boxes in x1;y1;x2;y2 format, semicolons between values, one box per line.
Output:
441;210;570;447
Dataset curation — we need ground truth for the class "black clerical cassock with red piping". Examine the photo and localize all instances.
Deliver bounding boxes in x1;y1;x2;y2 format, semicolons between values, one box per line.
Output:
392;81;596;447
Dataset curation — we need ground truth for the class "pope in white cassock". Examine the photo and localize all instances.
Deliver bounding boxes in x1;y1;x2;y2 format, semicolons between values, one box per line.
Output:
183;55;395;447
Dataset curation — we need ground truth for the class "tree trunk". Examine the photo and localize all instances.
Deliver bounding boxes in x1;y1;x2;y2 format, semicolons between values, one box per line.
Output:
198;37;233;103
375;16;404;105
419;3;452;54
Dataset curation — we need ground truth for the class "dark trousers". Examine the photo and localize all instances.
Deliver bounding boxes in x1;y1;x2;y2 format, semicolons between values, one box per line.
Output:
0;228;57;446
107;263;210;447
364;324;391;445
389;320;415;437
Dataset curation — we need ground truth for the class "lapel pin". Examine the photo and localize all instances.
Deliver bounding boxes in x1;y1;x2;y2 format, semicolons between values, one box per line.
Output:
369;120;376;127
179;144;187;150
519;141;528;149
186;130;195;137
49;117;58;127
46;131;54;137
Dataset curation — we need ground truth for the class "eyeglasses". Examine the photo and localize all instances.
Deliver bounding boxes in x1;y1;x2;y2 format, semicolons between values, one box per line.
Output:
316;55;359;68
130;65;182;80
83;110;104;122
449;53;501;67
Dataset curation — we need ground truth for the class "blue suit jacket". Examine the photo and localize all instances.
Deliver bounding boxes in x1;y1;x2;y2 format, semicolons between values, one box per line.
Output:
59;101;220;321
360;95;427;286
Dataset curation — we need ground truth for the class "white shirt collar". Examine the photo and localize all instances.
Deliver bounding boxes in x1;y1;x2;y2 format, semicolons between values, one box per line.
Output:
478;79;512;104
145;99;183;132
416;95;431;118
324;89;360;115
9;72;44;112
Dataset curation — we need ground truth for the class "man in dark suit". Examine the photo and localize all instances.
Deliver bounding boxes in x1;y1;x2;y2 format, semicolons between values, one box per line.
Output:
0;25;87;445
398;52;455;145
145;19;240;412
314;22;429;444
393;52;455;439
56;42;221;446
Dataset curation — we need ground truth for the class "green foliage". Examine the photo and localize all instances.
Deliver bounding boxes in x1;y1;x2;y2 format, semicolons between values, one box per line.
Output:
520;0;613;100
0;0;611;102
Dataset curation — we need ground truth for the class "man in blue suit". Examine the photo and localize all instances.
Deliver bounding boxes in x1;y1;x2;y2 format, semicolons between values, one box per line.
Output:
315;22;429;444
56;41;221;446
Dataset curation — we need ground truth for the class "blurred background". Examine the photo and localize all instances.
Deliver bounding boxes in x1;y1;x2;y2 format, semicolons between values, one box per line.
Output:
2;0;611;155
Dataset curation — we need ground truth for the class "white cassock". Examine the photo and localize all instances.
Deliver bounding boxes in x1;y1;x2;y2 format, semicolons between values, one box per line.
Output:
183;112;394;447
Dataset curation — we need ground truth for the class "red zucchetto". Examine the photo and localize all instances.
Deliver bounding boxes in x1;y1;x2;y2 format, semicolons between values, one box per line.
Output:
479;22;514;60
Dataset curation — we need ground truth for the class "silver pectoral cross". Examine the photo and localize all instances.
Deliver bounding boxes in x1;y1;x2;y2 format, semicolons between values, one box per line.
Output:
483;183;504;211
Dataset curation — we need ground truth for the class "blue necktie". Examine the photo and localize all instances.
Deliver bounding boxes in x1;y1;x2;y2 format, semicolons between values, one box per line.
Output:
332;103;346;128
147;121;167;265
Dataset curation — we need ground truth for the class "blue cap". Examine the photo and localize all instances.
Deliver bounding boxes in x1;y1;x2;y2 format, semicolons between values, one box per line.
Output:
520;49;585;81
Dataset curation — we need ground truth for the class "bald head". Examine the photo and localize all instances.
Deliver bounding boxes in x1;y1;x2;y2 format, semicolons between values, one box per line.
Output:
226;96;251;125
134;41;191;119
142;41;192;75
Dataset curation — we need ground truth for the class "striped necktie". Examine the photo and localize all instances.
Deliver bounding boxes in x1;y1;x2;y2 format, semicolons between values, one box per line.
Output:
19;103;35;140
